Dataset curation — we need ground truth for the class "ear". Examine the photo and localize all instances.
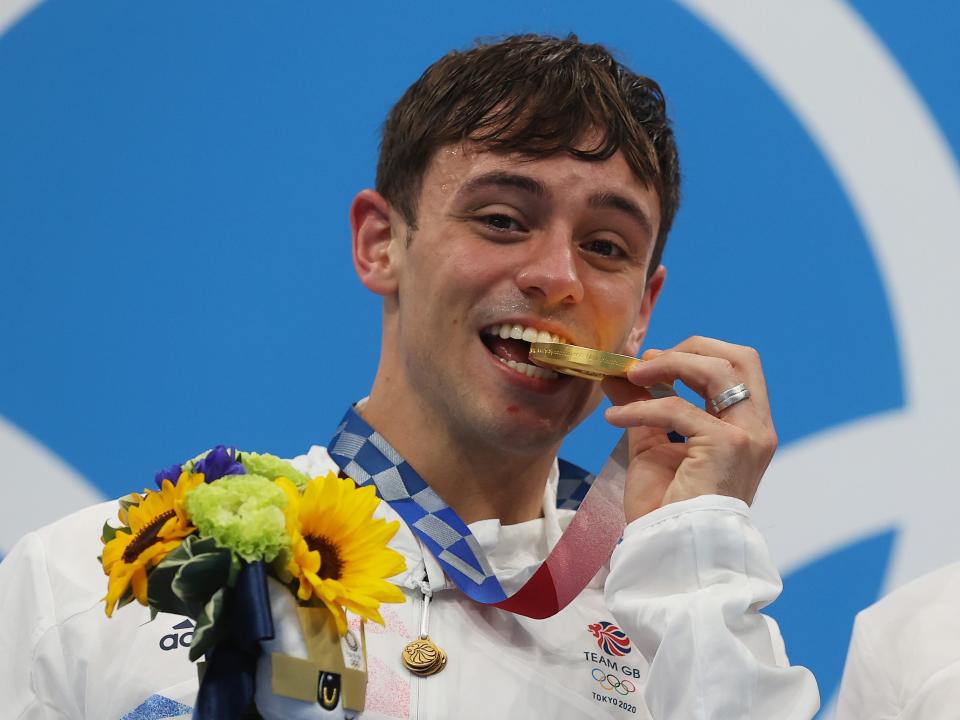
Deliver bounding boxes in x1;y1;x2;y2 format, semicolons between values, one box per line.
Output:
625;265;666;355
351;189;401;296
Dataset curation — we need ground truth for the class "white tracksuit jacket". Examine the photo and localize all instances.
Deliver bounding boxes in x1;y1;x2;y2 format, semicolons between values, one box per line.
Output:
0;445;819;719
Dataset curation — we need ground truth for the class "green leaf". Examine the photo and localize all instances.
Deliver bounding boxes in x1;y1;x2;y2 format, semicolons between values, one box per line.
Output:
171;546;237;606
114;590;136;612
148;534;243;660
147;567;193;617
188;587;228;662
100;520;120;545
148;535;222;616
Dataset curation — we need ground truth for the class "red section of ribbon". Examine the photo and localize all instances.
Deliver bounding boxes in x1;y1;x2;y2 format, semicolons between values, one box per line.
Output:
493;563;559;618
491;434;629;619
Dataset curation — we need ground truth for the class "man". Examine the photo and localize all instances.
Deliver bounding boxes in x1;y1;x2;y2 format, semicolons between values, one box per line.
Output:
0;34;819;718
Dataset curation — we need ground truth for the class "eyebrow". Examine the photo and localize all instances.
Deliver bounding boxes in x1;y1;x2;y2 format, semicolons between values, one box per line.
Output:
457;171;654;238
588;191;654;239
458;171;549;200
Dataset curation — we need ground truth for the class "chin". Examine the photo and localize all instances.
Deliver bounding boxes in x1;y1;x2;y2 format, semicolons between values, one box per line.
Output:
469;401;576;456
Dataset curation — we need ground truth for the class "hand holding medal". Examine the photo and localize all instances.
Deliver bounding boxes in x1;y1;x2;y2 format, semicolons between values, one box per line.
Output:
599;336;778;523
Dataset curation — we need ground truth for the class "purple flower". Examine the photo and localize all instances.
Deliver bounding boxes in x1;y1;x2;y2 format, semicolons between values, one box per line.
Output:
194;445;245;483
154;463;183;489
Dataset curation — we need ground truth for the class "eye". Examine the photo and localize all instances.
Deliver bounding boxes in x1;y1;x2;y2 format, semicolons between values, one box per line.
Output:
581;238;626;259
479;213;525;233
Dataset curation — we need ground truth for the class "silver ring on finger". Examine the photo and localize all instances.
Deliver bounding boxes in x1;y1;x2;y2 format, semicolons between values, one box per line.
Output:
711;383;751;413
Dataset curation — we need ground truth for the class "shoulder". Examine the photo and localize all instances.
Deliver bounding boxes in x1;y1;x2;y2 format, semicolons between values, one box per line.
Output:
1;499;121;616
28;496;119;557
858;561;960;635
852;562;960;700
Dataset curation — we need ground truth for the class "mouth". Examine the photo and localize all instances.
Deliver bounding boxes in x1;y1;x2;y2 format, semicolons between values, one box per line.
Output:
480;323;571;381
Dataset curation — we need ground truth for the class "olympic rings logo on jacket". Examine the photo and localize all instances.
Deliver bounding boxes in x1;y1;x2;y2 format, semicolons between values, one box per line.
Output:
592;668;637;696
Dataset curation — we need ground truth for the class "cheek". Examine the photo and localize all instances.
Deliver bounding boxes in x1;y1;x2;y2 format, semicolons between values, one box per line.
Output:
437;254;505;308
447;250;499;283
590;280;647;346
401;258;481;336
590;302;635;343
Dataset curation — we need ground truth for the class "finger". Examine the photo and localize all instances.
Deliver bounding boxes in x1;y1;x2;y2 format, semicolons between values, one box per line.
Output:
603;377;686;444
625;350;761;429
669;336;771;411
626;351;741;404
601;376;653;407
625;422;676;455
605;394;739;441
639;337;772;429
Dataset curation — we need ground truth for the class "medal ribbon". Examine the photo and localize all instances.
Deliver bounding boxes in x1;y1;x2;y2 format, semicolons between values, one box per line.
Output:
328;407;628;619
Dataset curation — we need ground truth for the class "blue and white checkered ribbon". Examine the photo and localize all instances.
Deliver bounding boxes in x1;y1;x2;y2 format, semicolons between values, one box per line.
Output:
327;406;594;604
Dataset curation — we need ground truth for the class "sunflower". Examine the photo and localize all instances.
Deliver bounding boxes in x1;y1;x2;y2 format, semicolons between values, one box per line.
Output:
101;471;204;616
277;473;406;635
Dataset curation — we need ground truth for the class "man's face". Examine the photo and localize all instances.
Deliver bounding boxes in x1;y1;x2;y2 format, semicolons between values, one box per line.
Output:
380;143;664;456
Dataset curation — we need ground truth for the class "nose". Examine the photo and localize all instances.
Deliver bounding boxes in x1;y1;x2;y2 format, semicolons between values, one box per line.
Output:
515;232;584;306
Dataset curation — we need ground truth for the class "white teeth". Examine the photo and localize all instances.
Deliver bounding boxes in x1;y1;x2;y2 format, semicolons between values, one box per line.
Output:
482;323;570;344
482;323;565;379
499;356;558;380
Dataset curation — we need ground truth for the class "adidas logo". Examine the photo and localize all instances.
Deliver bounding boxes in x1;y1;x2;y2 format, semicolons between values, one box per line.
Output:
159;618;194;651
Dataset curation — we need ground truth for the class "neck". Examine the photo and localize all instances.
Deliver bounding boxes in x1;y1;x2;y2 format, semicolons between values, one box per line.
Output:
360;381;557;526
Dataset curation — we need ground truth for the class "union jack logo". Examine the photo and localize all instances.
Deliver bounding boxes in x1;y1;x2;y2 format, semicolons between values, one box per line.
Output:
587;621;632;656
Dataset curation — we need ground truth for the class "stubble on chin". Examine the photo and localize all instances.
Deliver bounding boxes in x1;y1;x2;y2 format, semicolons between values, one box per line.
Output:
463;384;601;458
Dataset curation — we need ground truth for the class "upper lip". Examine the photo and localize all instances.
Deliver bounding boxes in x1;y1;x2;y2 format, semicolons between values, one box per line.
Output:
480;318;581;346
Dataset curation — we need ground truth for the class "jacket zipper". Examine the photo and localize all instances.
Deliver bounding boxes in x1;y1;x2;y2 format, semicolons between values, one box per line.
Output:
412;575;432;720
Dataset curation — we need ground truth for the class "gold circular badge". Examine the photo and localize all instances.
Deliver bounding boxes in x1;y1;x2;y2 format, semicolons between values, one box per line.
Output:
402;637;447;677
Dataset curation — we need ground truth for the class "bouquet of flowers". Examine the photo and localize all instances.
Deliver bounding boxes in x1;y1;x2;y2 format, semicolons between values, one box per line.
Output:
99;445;406;717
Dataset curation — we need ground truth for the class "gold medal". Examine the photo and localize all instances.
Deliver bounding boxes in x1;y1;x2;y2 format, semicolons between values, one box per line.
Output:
528;342;675;396
401;636;447;677
528;342;636;380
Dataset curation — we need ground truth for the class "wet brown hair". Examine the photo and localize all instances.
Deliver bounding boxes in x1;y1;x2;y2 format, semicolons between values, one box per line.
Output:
376;33;681;272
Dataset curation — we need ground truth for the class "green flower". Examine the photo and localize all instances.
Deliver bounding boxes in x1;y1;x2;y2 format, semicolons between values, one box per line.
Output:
184;475;290;562
240;451;309;489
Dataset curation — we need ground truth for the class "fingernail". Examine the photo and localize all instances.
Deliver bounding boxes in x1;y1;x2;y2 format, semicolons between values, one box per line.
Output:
641;349;662;360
